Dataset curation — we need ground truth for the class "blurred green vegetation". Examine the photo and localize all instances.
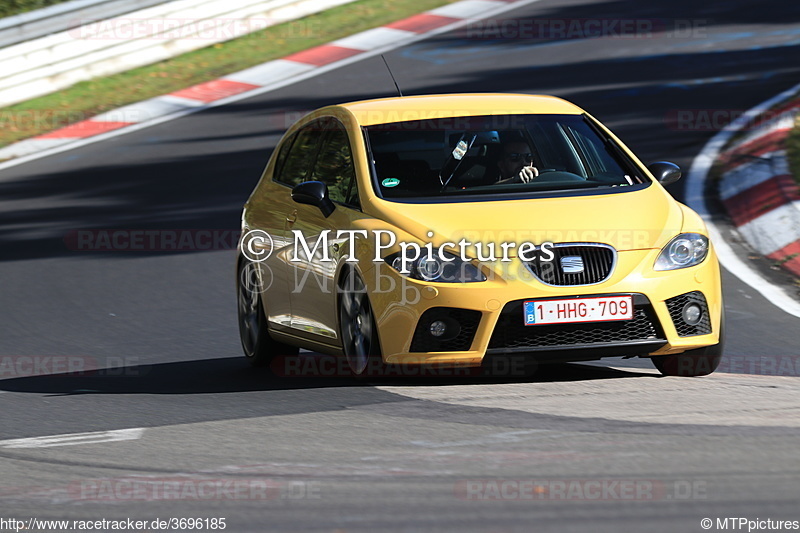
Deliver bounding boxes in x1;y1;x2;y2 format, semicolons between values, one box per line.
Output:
787;115;800;185
1;0;73;18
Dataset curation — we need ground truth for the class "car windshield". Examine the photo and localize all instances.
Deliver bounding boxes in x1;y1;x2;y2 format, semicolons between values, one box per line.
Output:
365;114;648;201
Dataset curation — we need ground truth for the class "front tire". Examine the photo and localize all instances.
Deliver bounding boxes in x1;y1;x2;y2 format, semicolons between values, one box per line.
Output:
338;269;382;377
237;258;298;368
651;313;725;377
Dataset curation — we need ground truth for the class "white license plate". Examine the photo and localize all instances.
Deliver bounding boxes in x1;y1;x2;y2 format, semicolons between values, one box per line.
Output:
523;295;633;326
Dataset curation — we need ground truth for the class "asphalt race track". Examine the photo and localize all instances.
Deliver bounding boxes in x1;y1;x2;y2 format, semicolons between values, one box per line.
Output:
1;0;800;531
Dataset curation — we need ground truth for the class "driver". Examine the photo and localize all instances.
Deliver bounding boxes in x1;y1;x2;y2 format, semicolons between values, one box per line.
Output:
496;141;539;184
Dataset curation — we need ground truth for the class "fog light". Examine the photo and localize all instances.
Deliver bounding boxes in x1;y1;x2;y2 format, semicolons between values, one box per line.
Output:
430;320;447;337
682;303;703;325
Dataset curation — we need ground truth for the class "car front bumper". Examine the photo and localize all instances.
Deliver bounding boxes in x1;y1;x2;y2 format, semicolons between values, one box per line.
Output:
363;247;723;366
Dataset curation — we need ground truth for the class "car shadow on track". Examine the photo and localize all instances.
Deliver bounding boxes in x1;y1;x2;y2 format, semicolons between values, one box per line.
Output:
0;353;658;396
363;358;661;388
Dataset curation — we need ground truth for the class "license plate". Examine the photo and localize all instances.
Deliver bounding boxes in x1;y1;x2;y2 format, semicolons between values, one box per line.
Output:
523;295;633;326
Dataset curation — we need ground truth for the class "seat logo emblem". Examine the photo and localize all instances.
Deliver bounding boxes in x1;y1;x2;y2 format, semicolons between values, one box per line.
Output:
561;256;584;273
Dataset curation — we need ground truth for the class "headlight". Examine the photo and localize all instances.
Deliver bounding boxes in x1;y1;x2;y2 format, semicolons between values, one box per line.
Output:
654;233;709;271
385;250;486;282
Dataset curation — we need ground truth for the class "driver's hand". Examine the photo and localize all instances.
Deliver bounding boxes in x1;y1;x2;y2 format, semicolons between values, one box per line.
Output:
517;165;539;183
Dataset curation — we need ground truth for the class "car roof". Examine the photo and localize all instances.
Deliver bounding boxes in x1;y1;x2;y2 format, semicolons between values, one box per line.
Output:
336;93;584;126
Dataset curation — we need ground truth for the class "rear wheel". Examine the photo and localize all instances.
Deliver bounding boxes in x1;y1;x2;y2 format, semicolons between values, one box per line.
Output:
651;313;725;377
339;269;382;377
237;259;298;368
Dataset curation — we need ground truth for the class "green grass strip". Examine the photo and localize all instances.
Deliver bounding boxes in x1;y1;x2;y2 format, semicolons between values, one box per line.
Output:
0;0;72;18
0;0;459;148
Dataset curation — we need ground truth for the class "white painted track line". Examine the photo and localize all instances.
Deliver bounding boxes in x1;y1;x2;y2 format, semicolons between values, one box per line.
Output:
0;428;145;448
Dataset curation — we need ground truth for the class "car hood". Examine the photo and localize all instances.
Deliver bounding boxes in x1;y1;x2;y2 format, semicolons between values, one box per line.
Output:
364;184;684;256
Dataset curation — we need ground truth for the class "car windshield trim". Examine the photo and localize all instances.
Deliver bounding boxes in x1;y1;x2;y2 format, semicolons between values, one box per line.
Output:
368;181;652;204
581;114;644;183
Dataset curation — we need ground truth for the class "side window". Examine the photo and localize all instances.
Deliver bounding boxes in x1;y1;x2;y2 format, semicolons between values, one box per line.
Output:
312;122;359;207
275;121;326;186
271;131;296;181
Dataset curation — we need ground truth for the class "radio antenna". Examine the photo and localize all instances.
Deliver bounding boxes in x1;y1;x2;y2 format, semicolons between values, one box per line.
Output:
381;54;403;97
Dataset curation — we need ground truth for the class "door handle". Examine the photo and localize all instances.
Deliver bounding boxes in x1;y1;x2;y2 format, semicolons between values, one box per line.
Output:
285;211;297;225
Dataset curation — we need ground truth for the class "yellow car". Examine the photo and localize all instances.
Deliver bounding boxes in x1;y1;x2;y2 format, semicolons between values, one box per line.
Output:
237;94;723;378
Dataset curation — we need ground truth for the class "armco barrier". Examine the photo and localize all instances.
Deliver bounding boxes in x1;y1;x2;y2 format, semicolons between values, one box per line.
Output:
0;0;171;48
0;0;358;108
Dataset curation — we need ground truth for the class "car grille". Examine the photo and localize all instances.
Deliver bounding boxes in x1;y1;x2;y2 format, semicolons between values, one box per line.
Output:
524;243;615;286
487;294;665;353
410;308;482;352
665;291;712;337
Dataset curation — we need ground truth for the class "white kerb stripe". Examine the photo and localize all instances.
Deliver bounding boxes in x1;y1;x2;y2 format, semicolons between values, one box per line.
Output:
225;59;315;87
736;201;800;256
157;94;210;108
0;138;72;160
725;114;796;154
333;27;417;51
719;151;789;201
92;98;195;123
430;0;506;18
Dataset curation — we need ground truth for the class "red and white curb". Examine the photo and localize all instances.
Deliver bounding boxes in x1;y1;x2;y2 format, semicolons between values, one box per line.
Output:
0;0;527;163
686;82;800;318
718;102;800;277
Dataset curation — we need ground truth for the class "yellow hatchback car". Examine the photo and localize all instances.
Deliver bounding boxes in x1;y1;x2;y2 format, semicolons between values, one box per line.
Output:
237;94;723;378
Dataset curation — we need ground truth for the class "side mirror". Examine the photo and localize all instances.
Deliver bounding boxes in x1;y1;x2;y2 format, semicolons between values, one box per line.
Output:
291;181;335;218
647;161;682;186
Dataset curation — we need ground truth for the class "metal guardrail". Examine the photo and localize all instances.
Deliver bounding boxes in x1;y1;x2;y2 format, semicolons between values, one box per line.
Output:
0;0;172;48
0;0;358;108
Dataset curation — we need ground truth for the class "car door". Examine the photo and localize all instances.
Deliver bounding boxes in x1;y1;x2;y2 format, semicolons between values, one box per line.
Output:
248;120;326;329
286;117;362;344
